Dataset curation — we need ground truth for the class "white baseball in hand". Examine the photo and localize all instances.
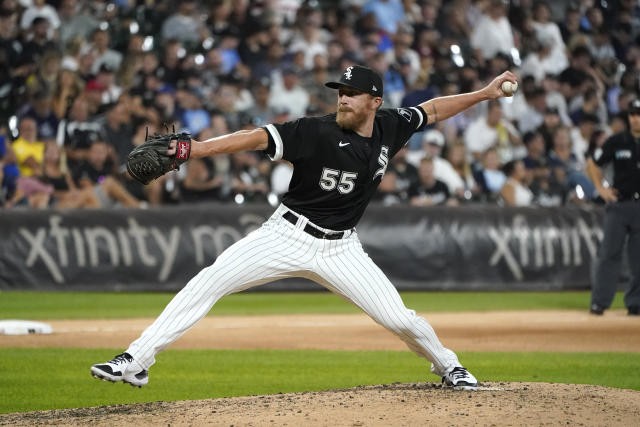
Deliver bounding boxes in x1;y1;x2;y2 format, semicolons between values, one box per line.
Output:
501;81;518;96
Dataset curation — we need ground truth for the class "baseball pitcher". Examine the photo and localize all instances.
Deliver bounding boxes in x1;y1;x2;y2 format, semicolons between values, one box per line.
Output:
91;65;518;390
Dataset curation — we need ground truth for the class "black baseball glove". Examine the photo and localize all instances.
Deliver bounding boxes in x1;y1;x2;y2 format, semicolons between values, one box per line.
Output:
126;131;192;185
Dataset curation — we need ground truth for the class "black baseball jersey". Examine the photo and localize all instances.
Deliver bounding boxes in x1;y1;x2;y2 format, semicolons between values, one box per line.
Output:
263;106;427;230
592;130;640;200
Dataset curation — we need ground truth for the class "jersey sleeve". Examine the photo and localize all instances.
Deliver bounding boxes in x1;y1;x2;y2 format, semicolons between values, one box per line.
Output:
382;106;428;153
262;118;310;163
592;135;614;167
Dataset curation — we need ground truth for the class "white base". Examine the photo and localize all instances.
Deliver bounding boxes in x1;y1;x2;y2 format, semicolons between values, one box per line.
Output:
0;320;53;335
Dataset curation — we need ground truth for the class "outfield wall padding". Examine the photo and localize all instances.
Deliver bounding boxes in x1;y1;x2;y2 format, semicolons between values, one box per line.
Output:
0;204;614;291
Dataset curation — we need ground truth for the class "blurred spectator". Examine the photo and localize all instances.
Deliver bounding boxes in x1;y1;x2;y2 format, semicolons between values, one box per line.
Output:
269;66;309;119
12;117;44;177
446;140;479;201
21;88;59;142
537;107;562;152
86;64;123;109
470;0;514;63
376;146;418;204
229;151;269;203
90;29;123;75
464;99;521;163
39;141;100;208
362;0;405;35
58;0;98;46
548;126;597;202
473;147;506;201
161;0;203;46
73;139;142;208
301;62;336;115
62;96;102;165
407;129;464;197
0;133;20;205
22;17;57;63
102;100;135;168
518;85;547;134
570;113;599;168
500;159;534;207
569;87;607;127
245;77;278;126
409;157;456;207
20;0;60;37
180;157;224;203
521;130;563;206
289;11;330;70
531;1;568;76
51;67;84;119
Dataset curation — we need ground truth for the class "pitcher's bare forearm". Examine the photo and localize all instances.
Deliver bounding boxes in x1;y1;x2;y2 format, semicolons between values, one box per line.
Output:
420;70;518;126
191;128;268;158
420;91;489;126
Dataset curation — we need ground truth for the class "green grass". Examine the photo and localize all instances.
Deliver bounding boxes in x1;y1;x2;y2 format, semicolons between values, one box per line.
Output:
0;291;628;319
1;348;639;414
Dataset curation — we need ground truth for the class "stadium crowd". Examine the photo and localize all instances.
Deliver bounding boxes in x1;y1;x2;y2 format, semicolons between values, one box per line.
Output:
0;0;639;209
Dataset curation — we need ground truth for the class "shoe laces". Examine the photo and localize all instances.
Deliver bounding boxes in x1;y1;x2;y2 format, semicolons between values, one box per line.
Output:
449;367;471;380
108;353;133;365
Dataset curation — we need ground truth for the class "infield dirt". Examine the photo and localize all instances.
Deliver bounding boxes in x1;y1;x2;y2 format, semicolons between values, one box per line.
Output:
2;310;640;426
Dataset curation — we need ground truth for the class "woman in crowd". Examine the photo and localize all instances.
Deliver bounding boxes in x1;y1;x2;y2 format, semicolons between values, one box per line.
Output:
500;159;534;207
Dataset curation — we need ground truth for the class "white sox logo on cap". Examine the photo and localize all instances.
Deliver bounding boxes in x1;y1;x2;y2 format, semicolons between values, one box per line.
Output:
325;65;384;97
344;66;353;80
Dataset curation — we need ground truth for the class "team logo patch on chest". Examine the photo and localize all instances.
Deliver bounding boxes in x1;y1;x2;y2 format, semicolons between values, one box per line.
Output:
615;150;632;159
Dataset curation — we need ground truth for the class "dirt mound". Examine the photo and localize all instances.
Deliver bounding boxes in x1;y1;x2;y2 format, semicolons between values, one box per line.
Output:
2;382;639;426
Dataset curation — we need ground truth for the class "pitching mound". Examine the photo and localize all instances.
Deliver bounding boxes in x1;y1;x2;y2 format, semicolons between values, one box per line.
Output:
2;382;639;426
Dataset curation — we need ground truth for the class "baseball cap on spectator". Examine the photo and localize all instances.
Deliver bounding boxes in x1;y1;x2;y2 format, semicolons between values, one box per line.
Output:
579;113;599;125
628;99;640;114
397;55;411;66
325;65;384;97
282;64;301;76
545;107;559;115
252;76;271;89
157;83;175;95
422;129;445;147
99;63;115;74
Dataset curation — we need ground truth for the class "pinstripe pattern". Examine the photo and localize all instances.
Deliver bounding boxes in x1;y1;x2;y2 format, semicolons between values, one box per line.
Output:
313;234;459;376
126;205;460;377
127;209;316;368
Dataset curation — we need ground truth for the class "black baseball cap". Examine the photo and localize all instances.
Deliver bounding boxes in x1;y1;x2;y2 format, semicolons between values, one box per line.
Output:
628;99;640;114
325;65;383;97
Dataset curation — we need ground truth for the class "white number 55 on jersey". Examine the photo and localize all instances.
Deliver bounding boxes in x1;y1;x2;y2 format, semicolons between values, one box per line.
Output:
319;168;358;194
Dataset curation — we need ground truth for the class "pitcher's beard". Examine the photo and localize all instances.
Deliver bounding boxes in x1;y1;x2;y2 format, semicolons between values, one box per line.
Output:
336;109;367;130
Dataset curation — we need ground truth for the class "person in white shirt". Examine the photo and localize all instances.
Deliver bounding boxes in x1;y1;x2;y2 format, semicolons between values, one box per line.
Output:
268;66;310;119
406;129;465;196
500;159;534;206
531;2;568;74
464;99;521;164
20;0;60;35
470;0;515;62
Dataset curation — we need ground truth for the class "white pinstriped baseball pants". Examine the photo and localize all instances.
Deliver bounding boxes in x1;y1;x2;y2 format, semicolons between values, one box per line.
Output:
127;204;461;376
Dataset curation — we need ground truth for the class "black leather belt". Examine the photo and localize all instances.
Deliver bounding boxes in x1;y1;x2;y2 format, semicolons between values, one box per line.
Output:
283;211;347;240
